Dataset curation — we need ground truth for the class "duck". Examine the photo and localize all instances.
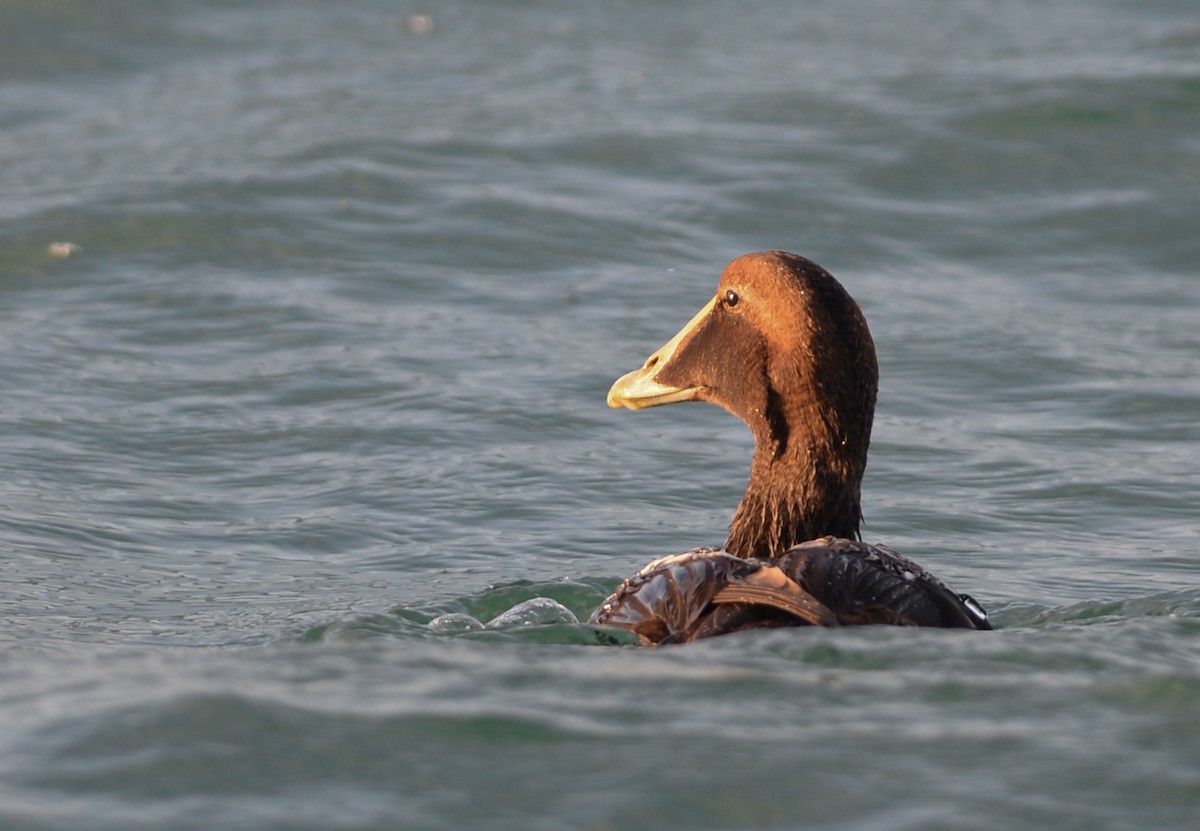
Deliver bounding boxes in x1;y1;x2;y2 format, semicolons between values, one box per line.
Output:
589;251;990;644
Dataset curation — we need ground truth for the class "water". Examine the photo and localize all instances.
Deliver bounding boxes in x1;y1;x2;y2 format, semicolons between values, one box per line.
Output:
2;1;1199;828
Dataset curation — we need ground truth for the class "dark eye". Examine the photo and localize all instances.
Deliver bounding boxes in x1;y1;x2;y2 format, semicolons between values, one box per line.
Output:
724;290;740;308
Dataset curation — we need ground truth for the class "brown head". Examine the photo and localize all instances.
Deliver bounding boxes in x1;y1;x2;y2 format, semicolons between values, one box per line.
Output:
608;251;878;559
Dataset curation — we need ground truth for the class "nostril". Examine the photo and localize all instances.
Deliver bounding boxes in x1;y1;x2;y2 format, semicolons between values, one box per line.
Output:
644;355;659;370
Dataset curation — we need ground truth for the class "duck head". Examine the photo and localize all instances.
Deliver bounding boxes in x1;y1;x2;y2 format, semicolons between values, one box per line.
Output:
608;251;879;559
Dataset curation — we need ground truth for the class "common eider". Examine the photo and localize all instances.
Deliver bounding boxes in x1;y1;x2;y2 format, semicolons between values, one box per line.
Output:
590;251;990;643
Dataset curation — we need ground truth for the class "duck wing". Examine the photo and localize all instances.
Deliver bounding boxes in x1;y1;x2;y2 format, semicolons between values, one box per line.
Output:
589;549;835;644
589;540;990;644
777;537;991;630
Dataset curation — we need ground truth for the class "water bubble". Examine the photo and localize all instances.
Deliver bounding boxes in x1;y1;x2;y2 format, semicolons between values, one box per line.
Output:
486;597;579;628
428;612;484;633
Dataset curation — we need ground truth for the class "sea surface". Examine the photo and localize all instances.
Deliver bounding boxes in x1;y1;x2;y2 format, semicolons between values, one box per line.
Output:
2;1;1199;829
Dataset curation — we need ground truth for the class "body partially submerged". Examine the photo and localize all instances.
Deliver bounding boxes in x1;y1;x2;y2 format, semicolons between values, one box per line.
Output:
592;251;990;642
591;538;990;645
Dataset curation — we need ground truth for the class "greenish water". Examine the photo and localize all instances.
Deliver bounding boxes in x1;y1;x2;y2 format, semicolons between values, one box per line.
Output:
2;1;1199;829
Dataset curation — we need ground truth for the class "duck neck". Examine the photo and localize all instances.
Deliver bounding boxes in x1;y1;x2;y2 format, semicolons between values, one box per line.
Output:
724;430;864;561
